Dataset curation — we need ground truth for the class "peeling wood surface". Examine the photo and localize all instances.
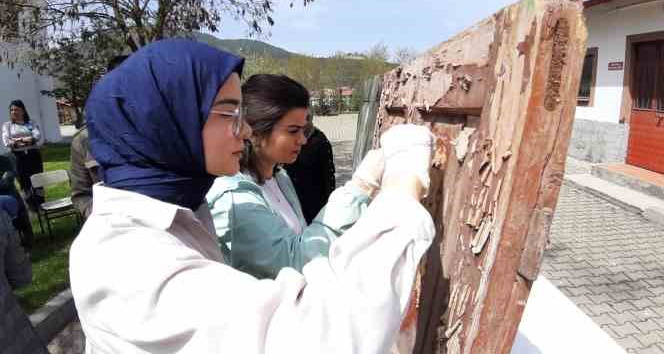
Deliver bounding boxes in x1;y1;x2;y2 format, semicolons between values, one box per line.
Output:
371;1;587;353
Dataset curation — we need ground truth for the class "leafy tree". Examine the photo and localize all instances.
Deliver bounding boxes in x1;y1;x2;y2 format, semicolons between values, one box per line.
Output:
287;54;322;92
32;31;125;126
393;47;418;65
349;87;363;112
0;0;315;56
242;52;287;78
0;0;316;124
329;90;341;115
320;52;346;91
361;42;392;78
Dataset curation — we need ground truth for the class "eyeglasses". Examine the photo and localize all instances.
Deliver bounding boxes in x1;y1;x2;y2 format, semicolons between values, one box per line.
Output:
210;106;246;137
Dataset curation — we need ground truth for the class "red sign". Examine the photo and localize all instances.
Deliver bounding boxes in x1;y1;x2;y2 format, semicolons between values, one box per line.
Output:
608;62;624;71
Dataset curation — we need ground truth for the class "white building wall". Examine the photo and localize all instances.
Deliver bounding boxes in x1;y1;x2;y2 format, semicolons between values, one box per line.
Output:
0;64;61;153
568;0;664;163
577;0;664;124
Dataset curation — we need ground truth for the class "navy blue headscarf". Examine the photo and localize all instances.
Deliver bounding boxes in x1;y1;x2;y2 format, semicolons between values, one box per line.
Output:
86;39;244;210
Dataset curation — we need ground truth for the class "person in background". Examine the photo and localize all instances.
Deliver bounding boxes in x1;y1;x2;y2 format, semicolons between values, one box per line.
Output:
69;126;99;219
2;100;44;211
0;153;34;251
0;208;48;353
207;74;385;280
70;54;129;218
70;39;435;353
284;114;336;224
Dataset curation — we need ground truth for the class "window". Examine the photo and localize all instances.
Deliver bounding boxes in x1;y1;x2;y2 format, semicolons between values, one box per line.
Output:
577;48;598;107
633;40;664;111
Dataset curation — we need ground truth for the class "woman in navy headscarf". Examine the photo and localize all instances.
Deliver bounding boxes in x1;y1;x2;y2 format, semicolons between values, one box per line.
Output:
69;39;435;354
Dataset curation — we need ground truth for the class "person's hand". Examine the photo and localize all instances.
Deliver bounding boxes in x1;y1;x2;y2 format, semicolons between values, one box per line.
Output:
12;139;25;148
351;149;384;197
380;124;434;197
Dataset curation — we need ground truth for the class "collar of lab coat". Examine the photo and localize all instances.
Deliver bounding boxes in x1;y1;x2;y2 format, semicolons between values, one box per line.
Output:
91;183;200;230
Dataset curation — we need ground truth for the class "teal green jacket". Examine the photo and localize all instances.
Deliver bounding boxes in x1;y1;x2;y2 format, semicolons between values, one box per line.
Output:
206;169;370;279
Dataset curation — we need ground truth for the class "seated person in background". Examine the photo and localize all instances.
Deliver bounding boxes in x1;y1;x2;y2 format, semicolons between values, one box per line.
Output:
0;195;19;220
0;209;48;353
207;74;385;279
0;153;34;251
70;54;129;218
284;115;336;224
69;125;100;218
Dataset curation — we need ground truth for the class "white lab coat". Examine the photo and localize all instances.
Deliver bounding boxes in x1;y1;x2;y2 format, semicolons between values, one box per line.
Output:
70;184;434;353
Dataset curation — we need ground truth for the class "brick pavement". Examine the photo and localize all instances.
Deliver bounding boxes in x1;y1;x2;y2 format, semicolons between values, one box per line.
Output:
542;183;664;353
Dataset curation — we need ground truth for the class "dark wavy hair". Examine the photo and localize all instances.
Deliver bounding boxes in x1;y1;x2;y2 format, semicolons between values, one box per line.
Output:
9;99;30;122
241;74;310;184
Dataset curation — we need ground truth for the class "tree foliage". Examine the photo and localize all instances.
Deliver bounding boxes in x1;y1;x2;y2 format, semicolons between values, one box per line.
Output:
37;35;117;126
0;0;315;56
393;46;418;65
242;51;286;79
0;0;315;124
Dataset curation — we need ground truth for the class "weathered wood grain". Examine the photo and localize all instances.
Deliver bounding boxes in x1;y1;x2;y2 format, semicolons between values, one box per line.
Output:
372;1;587;353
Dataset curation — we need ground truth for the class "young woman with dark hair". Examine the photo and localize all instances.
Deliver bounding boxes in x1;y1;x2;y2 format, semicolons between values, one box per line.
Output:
2;100;45;210
207;74;391;280
284;117;336;224
69;39;437;353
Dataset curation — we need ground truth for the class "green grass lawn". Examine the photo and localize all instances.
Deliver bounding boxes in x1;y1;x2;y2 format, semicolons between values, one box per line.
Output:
15;143;80;313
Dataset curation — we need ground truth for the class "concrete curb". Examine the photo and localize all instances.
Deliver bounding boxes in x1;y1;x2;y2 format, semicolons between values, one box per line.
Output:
592;165;664;200
562;178;643;215
29;288;77;345
644;206;664;226
563;177;664;226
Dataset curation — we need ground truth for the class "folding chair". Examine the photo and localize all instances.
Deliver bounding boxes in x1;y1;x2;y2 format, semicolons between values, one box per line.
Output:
30;170;81;238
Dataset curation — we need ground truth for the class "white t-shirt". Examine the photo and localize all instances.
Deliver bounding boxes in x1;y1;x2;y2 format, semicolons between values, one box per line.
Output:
260;178;304;234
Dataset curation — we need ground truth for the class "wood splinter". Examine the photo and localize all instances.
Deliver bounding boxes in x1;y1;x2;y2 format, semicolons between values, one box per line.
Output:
471;218;493;255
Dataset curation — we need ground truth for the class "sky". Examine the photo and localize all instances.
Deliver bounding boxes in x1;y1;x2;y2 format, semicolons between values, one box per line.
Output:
213;0;518;58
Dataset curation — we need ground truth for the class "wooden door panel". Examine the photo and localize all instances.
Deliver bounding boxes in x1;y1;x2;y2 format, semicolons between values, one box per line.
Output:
628;40;664;174
627;111;664;173
371;1;587;353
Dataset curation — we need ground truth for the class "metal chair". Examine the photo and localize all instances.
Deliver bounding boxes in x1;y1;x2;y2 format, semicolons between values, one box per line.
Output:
30;170;81;238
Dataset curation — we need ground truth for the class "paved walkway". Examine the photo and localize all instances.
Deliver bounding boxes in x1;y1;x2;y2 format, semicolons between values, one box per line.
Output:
542;183;664;353
313;114;359;142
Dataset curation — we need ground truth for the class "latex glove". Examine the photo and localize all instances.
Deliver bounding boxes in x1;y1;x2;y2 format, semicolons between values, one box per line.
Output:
380;124;434;195
351;149;385;197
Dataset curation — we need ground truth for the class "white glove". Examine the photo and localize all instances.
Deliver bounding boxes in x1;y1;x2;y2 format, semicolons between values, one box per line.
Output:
380;124;434;194
351;149;385;197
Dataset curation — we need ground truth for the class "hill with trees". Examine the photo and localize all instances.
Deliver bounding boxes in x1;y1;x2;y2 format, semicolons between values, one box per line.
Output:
198;36;398;113
195;33;295;59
